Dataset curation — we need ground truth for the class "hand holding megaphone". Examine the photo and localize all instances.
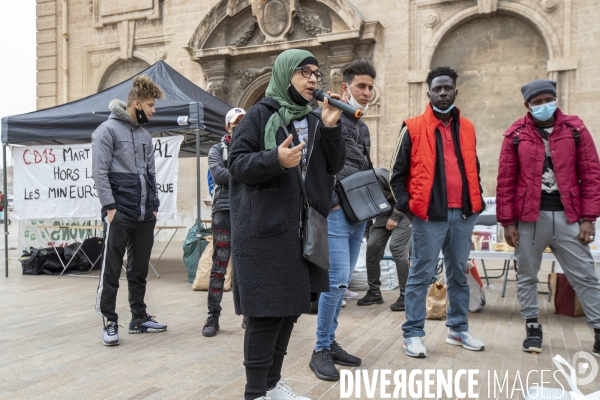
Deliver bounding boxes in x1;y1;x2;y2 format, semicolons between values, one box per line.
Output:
313;88;363;124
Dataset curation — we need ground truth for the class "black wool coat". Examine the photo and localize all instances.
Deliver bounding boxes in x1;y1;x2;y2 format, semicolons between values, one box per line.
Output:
228;97;346;317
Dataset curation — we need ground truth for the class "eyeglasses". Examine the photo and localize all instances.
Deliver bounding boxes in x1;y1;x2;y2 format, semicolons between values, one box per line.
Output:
295;66;323;82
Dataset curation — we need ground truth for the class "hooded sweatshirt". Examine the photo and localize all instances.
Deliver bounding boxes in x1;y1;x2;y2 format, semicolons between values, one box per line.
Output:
91;99;159;221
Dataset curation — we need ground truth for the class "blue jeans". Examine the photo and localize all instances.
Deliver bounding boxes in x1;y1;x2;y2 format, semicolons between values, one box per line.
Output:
402;209;477;338
315;208;366;351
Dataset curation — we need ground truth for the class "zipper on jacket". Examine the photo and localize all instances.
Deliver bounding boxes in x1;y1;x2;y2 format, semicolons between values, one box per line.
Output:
352;121;370;170
545;129;567;211
305;121;318;172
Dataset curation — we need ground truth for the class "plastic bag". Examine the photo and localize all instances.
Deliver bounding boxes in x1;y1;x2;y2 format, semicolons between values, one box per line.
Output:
182;221;211;283
192;236;233;292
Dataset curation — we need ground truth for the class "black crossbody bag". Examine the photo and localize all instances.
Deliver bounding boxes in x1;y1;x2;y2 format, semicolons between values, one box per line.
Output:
278;115;329;270
335;127;390;225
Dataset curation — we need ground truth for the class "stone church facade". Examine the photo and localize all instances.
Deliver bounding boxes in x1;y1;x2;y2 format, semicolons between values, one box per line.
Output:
36;0;600;226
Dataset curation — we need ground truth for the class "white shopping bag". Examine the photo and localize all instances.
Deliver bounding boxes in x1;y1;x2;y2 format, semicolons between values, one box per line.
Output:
526;354;600;400
466;261;486;312
350;241;399;291
525;386;572;399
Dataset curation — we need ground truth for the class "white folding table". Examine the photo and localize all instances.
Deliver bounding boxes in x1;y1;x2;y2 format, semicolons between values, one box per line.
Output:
469;250;600;298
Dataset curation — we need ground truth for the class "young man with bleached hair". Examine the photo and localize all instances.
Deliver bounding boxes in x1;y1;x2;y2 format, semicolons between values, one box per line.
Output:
92;75;166;346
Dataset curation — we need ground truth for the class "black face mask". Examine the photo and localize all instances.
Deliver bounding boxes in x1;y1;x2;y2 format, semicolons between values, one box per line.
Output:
135;107;149;124
287;84;310;106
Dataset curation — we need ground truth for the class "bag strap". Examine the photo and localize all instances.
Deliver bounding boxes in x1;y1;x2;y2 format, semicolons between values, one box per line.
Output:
572;128;580;147
513;127;580;153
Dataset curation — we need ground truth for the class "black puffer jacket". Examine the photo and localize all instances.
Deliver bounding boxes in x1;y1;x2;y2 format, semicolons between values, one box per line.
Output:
314;109;371;208
228;97;345;317
208;135;231;213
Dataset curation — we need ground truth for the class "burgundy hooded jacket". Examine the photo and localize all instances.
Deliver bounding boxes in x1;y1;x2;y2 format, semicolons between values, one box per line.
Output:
496;108;600;226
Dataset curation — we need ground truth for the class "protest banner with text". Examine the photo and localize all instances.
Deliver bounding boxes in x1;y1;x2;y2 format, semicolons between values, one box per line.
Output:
12;135;183;220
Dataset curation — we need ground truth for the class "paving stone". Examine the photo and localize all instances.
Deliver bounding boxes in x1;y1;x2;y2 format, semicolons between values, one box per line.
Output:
1;225;598;399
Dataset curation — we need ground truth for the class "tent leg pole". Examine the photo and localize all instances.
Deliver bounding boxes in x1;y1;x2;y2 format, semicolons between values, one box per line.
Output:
3;144;8;278
196;129;202;254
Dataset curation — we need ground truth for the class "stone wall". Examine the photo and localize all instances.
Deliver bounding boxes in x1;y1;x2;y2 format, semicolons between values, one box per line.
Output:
36;0;600;232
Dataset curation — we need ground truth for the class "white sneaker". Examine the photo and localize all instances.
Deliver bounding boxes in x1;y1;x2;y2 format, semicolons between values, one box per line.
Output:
404;336;427;358
341;300;346;307
446;330;485;351
267;380;310;400
103;321;119;346
344;289;358;300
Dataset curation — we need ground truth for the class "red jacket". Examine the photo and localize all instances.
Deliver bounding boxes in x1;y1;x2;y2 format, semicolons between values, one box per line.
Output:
390;104;483;221
496;109;600;226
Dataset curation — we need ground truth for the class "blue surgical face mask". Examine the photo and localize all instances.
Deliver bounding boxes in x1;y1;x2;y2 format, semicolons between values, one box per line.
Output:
529;101;556;122
431;103;455;114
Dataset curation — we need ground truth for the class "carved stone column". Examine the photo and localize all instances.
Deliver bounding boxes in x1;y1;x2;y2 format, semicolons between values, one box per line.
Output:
202;57;231;103
327;44;356;92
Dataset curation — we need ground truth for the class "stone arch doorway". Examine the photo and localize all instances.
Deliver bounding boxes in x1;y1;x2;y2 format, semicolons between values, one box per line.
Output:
430;14;549;196
99;59;150;91
239;73;271;111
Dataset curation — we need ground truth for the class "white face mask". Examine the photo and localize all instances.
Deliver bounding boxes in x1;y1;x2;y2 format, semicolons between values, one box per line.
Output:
345;86;369;114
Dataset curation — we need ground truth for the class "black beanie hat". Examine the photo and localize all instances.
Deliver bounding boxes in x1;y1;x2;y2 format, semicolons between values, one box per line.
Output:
297;57;318;68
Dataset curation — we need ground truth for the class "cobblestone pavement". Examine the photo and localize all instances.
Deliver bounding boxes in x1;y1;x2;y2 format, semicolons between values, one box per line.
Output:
1;227;598;399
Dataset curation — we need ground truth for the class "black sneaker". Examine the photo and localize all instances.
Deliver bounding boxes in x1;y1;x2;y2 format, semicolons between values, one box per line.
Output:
128;314;167;334
523;323;543;353
242;316;249;330
330;341;361;367
202;314;220;337
103;321;119;346
309;349;340;381
357;289;383;306
593;330;600;358
390;291;405;311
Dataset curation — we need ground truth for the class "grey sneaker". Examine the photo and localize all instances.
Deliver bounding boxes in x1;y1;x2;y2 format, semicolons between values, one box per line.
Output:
129;314;167;334
446;330;485;351
103;321;119;346
404;336;426;358
344;289;359;300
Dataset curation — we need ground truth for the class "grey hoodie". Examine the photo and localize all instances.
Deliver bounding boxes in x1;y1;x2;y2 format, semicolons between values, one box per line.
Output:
91;99;159;221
